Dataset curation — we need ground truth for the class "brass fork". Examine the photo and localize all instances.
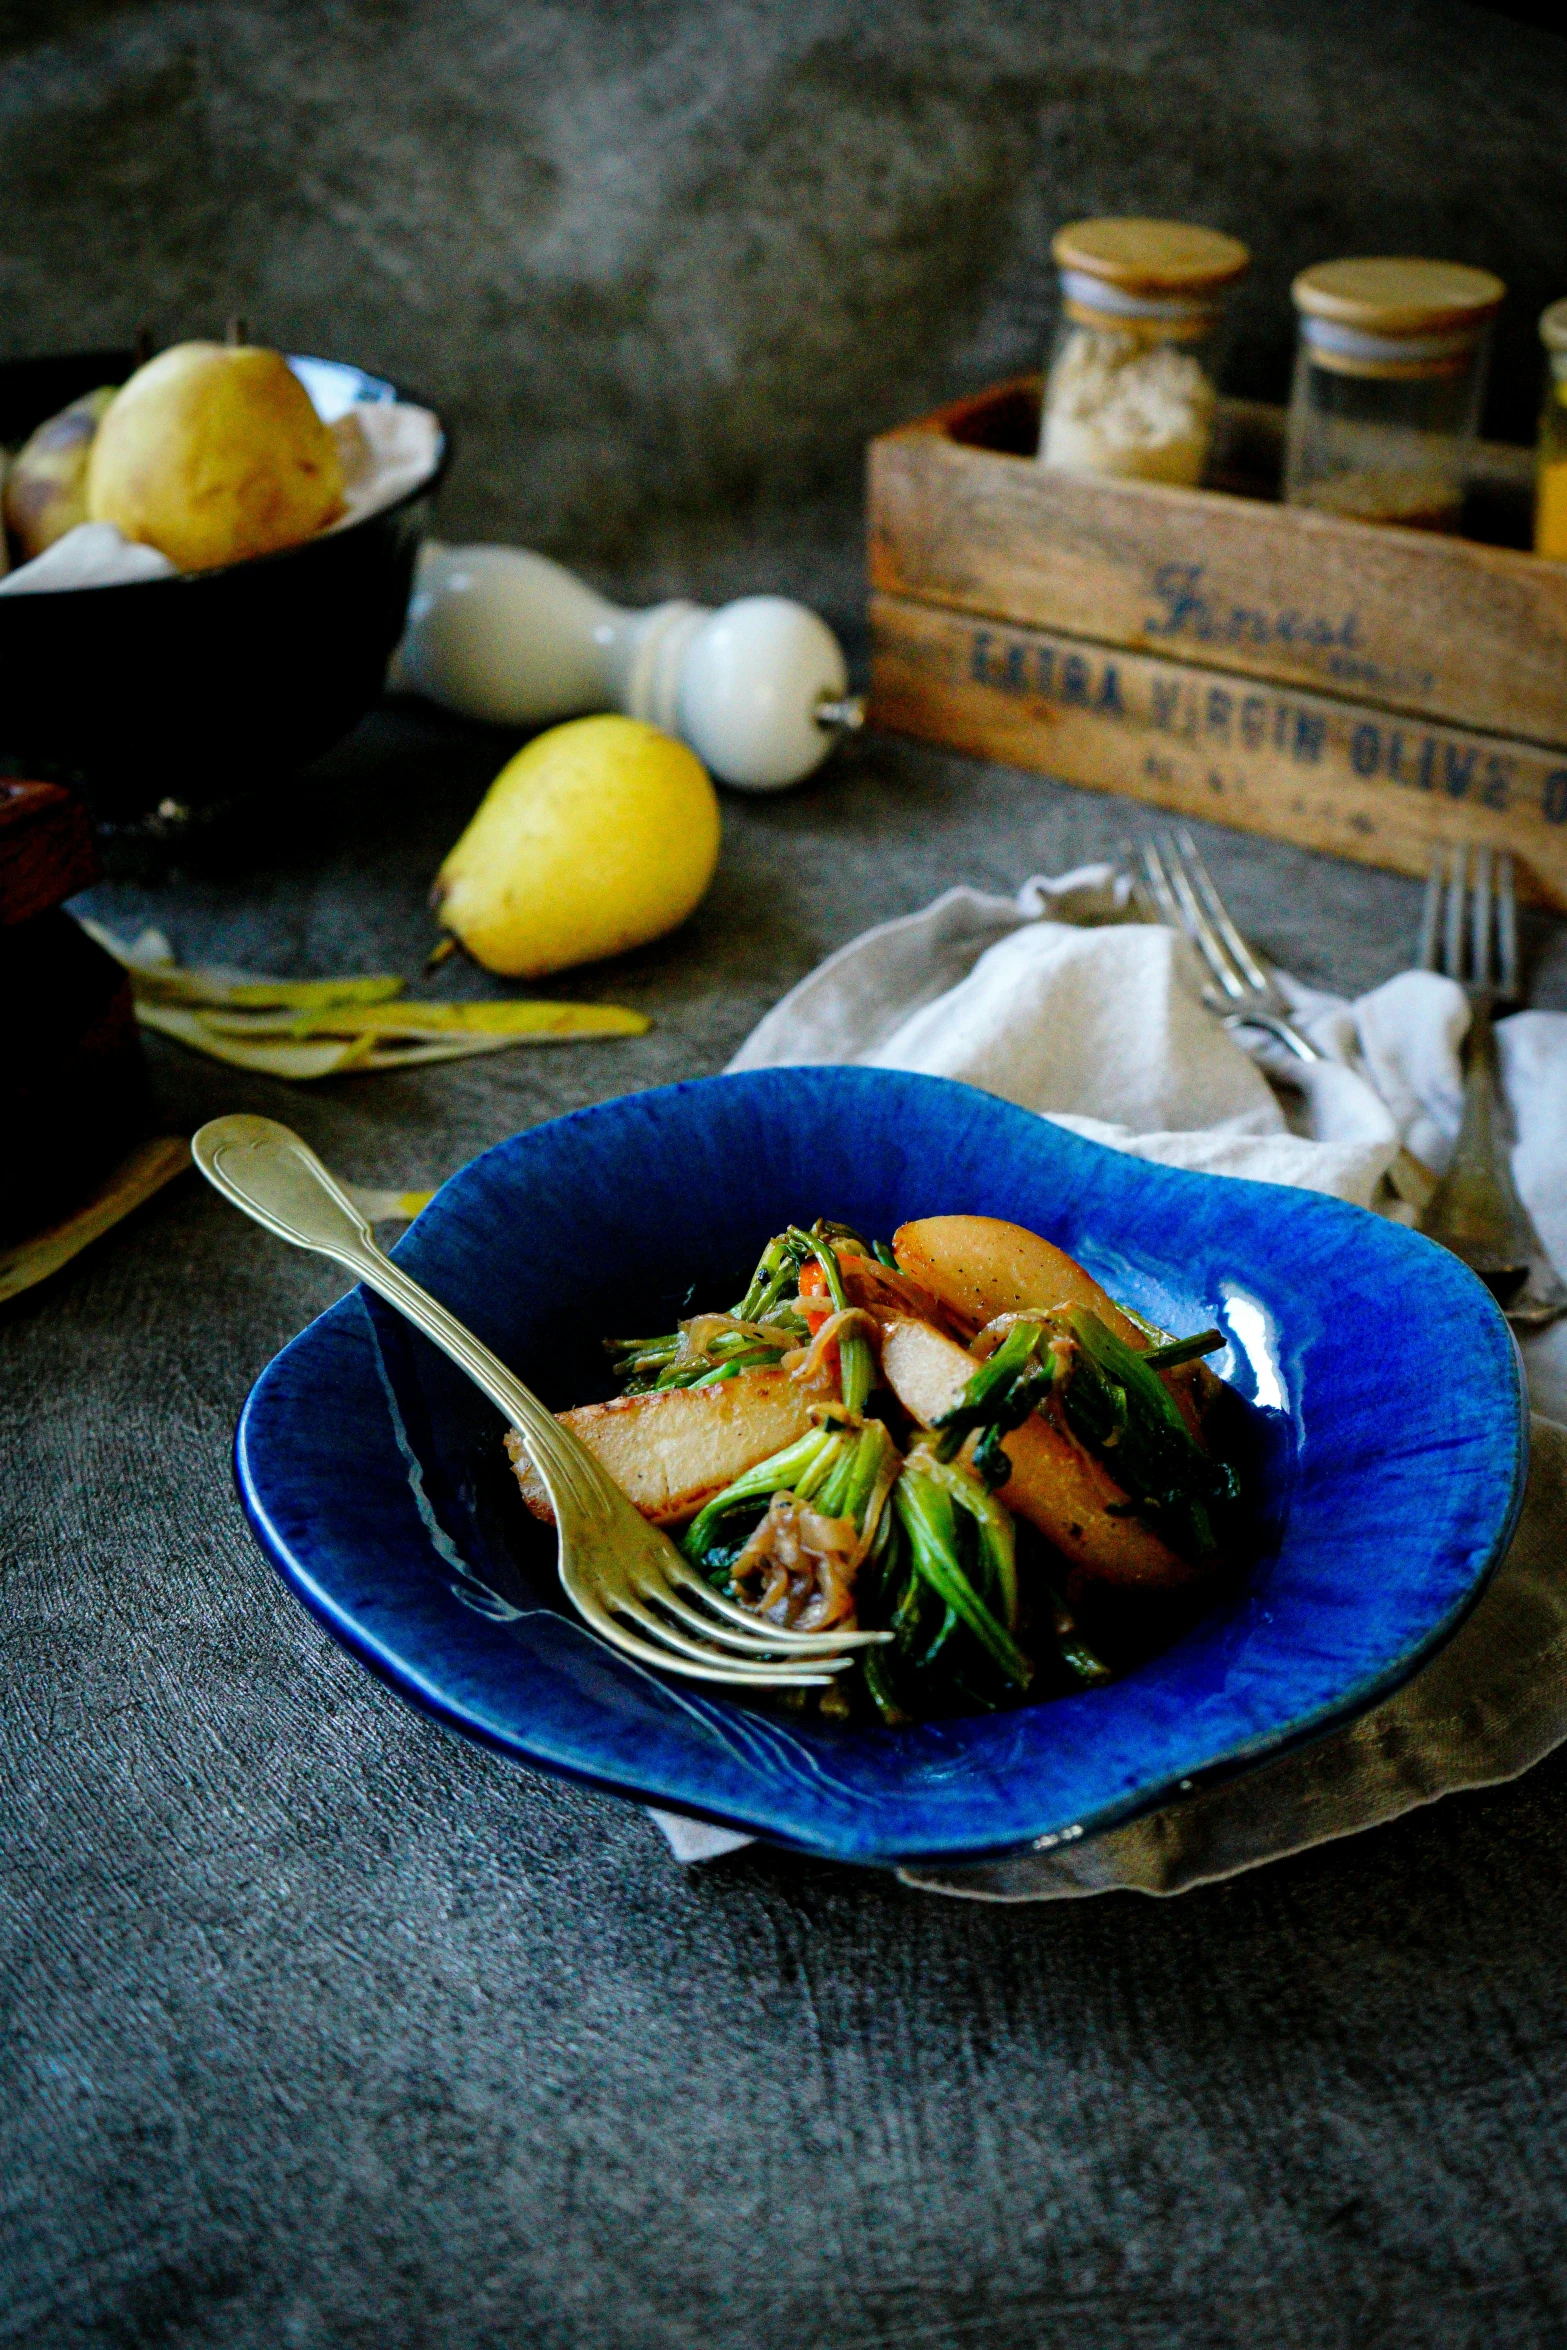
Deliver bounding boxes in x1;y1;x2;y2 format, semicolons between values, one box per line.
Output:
1416;848;1567;1327
193;1116;889;1687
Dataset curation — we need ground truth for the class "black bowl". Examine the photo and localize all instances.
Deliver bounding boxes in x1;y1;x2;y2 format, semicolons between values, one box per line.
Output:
0;350;448;824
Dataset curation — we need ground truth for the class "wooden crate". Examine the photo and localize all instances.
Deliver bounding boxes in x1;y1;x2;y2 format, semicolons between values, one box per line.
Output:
867;379;1567;908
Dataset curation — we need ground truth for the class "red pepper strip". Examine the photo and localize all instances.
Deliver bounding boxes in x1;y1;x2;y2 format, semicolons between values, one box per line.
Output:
797;1252;872;1385
798;1258;832;1335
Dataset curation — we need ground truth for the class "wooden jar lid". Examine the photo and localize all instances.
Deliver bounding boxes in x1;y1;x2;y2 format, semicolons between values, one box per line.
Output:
1292;258;1505;337
1051;218;1249;296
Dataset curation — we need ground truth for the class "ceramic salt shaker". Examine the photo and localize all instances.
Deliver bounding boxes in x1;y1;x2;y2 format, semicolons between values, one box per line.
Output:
390;543;863;791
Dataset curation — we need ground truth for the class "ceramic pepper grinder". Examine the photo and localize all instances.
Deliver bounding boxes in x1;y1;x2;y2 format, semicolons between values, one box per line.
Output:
388;544;864;791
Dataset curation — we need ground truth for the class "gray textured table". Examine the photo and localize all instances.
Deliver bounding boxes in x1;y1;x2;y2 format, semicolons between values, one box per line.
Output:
6;709;1567;2350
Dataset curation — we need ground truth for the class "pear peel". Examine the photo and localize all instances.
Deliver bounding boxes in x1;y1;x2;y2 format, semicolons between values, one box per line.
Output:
82;919;649;1080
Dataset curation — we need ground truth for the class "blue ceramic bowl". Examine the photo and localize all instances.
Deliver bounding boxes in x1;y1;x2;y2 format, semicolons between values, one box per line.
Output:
235;1069;1528;1866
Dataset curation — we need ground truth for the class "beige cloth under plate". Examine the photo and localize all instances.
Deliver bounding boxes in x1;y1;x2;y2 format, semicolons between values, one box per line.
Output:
651;868;1567;1889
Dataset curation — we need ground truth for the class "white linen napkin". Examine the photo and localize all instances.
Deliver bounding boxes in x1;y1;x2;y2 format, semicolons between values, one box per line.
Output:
647;867;1567;1882
730;868;1567;1415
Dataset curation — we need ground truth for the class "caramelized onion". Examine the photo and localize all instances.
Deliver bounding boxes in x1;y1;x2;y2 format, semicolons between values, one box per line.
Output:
730;1492;862;1630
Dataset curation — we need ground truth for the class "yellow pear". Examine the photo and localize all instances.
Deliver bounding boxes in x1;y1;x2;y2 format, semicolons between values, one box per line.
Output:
86;341;344;572
4;386;117;561
432;716;721;977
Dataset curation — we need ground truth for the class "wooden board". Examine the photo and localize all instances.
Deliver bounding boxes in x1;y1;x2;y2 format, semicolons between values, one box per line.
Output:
868;382;1567;750
0;777;96;926
869;589;1567;908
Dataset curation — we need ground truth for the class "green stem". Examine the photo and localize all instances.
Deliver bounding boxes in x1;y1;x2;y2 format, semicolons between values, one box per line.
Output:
789;1227;874;1416
1055;1307;1238;1563
862;1646;910;1726
912;1453;1019;1631
683;1345;789;1387
932;1319;1058;1486
681;1426;842;1558
1141;1328;1225;1369
736;1229;817;1324
894;1470;1032;1687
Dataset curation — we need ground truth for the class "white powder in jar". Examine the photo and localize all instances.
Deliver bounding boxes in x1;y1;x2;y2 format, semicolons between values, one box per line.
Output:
1041;328;1216;486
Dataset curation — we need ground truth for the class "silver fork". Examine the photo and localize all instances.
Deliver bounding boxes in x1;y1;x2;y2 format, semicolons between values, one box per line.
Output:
1416;848;1567;1327
1136;827;1436;1211
193;1116;890;1689
1138;828;1323;1065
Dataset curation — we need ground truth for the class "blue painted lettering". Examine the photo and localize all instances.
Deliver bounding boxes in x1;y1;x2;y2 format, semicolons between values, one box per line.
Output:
1293;713;1325;765
1443;746;1476;799
1350;724;1380;777
1145;563;1211;640
1144;563;1362;658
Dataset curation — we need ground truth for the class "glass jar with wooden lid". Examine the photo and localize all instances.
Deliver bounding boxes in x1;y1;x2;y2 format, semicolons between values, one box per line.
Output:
1534;298;1567;560
1039;218;1249;487
1285;258;1505;532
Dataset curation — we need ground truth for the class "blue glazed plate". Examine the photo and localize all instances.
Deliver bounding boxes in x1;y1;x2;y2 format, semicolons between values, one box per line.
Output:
235;1069;1528;1866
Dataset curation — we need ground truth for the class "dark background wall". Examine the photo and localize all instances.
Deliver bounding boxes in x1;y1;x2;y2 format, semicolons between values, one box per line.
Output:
1;0;1563;621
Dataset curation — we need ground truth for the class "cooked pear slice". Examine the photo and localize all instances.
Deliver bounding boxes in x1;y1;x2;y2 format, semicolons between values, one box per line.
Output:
836;1251;972;1340
877;1315;1195;1592
894;1212;1215;1436
506;1367;823;1528
893;1215;1149;1349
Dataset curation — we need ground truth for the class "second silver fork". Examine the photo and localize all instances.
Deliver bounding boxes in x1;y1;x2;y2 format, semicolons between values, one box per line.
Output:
1138;829;1321;1065
1416;846;1566;1327
1137;828;1436;1211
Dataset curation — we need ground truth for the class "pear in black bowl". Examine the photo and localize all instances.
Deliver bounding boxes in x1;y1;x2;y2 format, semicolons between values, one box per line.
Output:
0;348;447;826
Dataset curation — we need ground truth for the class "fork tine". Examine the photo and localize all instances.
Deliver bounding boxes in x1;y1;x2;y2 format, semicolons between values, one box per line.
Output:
1472;844;1494;993
1417;854;1442;970
1160;832;1246;999
1497;852;1520;1001
1138;836;1184;930
547;1437;889;1661
568;1582;839;1686
1442;843;1467;981
655;1548;891;1651
614;1588;856;1676
1173;829;1272;993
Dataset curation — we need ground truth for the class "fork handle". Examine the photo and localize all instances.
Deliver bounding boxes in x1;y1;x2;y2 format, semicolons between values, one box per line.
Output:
1219;1008;1438;1210
1419;1000;1542;1283
191;1114;583;1500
